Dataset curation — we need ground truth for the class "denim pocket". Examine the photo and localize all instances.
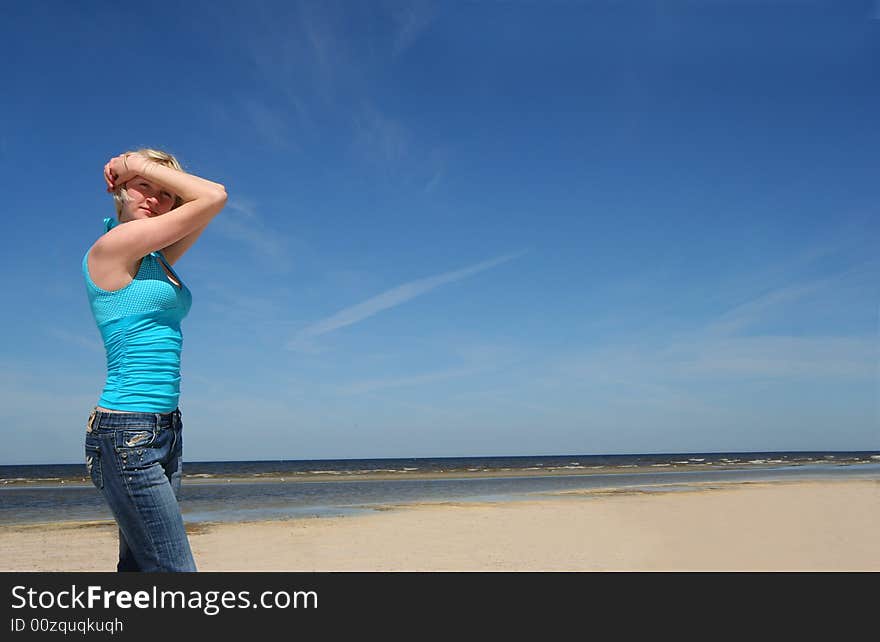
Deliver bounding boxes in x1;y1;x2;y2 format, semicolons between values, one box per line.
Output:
114;427;157;450
114;426;166;471
84;441;103;489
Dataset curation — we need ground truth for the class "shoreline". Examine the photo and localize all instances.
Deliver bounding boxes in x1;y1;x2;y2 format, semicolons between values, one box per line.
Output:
2;477;878;571
4;475;874;529
3;460;879;489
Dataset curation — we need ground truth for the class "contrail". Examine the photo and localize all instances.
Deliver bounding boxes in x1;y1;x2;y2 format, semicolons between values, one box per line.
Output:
286;250;527;350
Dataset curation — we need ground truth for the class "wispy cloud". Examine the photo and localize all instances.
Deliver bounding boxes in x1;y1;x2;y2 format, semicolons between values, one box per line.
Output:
298;0;345;102
705;258;878;338
423;145;452;194
530;257;880;419
242;98;297;150
542;331;877;425
562;290;876;395
303;4;332;72
352;103;411;165
424;168;444;193
231;3;442;180
211;199;293;272
218;2;338;146
390;0;437;57
667;335;877;380
287;251;527;351
704;279;830;337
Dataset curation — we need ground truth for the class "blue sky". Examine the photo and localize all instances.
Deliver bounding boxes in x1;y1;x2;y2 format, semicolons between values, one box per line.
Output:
1;1;877;464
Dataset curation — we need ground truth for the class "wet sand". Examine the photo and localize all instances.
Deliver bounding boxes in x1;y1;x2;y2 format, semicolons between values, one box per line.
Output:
1;479;877;571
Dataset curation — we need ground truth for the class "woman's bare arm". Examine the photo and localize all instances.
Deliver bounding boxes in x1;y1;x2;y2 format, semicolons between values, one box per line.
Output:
93;153;227;263
159;221;210;266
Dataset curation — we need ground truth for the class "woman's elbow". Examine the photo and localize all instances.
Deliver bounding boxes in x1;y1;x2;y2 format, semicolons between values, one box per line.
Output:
210;184;228;205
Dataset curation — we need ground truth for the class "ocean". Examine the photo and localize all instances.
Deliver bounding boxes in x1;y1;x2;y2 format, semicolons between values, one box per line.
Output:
1;451;878;526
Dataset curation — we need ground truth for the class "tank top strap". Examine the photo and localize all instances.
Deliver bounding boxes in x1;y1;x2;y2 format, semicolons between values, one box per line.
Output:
152;249;183;285
99;216;185;289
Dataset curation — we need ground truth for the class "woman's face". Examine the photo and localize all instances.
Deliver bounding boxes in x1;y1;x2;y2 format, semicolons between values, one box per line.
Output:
120;177;177;222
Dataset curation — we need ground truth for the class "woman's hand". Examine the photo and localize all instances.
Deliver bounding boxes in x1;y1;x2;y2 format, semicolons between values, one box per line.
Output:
103;153;148;192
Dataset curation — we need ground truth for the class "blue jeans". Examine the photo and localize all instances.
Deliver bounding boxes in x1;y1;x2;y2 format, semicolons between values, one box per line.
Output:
84;407;197;572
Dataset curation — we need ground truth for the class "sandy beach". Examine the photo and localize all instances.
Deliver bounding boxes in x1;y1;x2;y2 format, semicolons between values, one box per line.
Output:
1;478;877;571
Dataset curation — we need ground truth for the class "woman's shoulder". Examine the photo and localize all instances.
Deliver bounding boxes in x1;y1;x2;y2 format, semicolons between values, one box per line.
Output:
84;242;151;294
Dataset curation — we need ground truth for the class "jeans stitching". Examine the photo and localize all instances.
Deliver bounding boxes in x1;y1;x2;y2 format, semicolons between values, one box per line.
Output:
88;408;191;571
85;445;103;489
117;443;161;571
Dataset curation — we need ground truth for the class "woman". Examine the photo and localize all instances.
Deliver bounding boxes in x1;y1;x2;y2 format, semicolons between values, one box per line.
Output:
82;149;227;572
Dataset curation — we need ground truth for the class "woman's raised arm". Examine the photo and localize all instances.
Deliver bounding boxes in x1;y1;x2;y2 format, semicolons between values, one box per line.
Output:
94;153;227;262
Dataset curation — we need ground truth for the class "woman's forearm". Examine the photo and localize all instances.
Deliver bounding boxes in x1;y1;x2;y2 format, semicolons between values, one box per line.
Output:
160;221;211;265
129;154;226;203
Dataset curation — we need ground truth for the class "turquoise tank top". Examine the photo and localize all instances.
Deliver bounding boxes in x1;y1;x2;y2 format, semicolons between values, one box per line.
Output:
83;217;193;412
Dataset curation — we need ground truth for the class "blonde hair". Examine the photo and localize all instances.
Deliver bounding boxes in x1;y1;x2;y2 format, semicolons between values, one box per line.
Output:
113;148;184;217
